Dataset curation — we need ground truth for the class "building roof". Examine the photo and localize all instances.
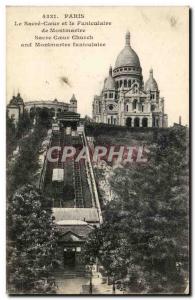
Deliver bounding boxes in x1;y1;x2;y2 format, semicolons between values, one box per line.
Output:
57;111;80;121
57;224;94;240
52;208;100;223
145;69;159;92
56;220;88;225
24;100;69;107
115;31;141;68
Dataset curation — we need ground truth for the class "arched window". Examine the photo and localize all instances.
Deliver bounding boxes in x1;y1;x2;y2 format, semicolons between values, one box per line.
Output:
134;117;140;127
126;104;128;112
124;80;127;87
128;80;131;87
142;118;148;128
133;99;137;110
120;80;123;87
126;117;132;127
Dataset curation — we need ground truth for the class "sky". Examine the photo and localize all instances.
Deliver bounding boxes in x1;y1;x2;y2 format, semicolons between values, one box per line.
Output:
6;6;189;126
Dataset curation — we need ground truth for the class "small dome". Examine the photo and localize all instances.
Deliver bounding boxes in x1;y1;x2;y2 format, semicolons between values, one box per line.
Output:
103;66;115;90
115;32;141;68
145;69;158;92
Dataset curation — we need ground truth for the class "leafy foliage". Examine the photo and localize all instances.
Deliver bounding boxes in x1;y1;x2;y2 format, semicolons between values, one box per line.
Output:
7;109;57;294
16;110;32;139
7;185;57;294
7;121;47;197
6;112;17;156
83;126;189;293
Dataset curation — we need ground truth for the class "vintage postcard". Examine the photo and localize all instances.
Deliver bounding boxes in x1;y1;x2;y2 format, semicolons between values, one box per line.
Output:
6;6;190;295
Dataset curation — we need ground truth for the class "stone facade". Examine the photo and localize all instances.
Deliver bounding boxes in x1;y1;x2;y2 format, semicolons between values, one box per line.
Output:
92;32;168;128
7;94;78;123
25;94;77;115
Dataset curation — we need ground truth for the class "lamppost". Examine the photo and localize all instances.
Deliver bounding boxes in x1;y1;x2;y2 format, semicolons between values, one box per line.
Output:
112;280;116;294
89;257;93;294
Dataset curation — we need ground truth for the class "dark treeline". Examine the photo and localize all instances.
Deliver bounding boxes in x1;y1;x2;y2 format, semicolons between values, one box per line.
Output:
7;108;58;294
83;125;189;294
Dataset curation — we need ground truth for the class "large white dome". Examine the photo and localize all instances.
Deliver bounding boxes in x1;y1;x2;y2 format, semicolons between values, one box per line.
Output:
115;32;141;68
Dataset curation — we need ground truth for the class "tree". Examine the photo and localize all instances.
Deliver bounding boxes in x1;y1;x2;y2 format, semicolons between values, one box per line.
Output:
7;120;47;197
7;184;58;294
17;110;32;139
83;126;189;293
6;112;17;156
37;108;52;129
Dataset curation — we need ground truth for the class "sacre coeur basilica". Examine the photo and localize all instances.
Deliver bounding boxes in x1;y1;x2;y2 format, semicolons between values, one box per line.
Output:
92;31;168;127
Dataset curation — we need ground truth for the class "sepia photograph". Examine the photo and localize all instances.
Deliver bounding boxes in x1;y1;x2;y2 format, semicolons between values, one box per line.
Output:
6;6;190;295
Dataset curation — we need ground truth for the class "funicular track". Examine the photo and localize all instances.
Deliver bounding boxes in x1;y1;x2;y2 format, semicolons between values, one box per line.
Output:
44;127;93;208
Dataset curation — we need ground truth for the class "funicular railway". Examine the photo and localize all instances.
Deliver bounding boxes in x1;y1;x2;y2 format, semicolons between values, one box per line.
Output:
40;111;102;270
42;111;101;219
44;126;92;209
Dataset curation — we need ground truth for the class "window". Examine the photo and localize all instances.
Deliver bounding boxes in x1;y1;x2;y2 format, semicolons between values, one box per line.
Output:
142;118;148;127
128;80;131;87
124;80;127;87
109;93;113;98
109;104;114;111
99;102;101;113
134;117;140;127
126;117;132;127
133;99;137;110
105;93;107;99
126;104;128;112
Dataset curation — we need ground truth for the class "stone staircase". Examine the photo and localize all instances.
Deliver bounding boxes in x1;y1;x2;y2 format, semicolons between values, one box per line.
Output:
54;267;87;279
